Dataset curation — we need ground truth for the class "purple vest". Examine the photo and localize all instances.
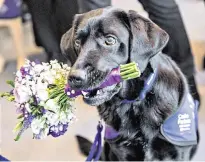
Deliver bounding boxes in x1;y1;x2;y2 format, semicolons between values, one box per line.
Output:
105;93;198;146
161;93;198;146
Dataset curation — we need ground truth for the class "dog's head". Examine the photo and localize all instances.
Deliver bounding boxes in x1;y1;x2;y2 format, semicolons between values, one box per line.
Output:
61;7;169;106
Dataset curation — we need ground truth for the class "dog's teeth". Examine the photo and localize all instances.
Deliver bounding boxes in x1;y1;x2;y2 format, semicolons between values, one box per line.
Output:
97;90;100;95
82;91;88;96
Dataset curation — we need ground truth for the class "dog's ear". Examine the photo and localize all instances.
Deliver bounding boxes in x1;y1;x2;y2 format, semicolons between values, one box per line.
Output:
60;14;83;65
126;10;169;71
60;29;76;65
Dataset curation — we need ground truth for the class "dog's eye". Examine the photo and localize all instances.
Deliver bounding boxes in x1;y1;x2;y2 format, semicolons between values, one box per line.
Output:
105;36;116;45
74;39;81;47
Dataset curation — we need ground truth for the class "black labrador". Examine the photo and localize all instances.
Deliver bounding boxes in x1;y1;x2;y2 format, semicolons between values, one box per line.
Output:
60;7;199;161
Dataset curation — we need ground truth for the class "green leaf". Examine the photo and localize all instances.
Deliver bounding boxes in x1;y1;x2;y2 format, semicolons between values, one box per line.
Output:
7;96;15;101
48;84;57;89
6;80;15;87
0;92;10;98
14;134;21;141
29;97;34;104
60;97;68;105
17;114;24;119
62;102;68;112
57;93;66;103
13;122;23;133
49;90;62;99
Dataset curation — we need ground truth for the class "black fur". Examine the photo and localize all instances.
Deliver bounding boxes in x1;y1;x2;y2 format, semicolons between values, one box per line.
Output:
61;7;199;161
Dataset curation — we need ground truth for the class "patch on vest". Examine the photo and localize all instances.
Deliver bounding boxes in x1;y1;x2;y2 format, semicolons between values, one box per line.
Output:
160;94;198;146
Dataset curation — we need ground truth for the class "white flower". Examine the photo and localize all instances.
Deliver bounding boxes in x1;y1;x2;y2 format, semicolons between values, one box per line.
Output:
33;64;44;73
37;89;48;101
30;86;37;95
63;64;70;71
38;127;49;139
42;62;49;66
50;70;57;76
25;75;32;81
25;103;31;112
44;99;59;112
51;63;61;70
16;71;22;78
39;100;45;106
50;60;58;64
59;112;68;124
58;110;75;124
36;78;48;89
44;111;59;126
42;63;51;71
13;85;30;104
31;118;46;134
31;62;36;66
29;70;35;76
35;78;49;101
20;78;27;85
40;71;54;84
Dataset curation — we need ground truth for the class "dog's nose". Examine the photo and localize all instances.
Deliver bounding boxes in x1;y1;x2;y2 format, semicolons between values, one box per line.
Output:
68;69;86;88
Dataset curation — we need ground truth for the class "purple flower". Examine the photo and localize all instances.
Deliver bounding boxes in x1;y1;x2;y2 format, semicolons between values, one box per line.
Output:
41;107;47;114
49;123;68;137
20;67;30;76
10;90;14;95
15;115;33;141
33;96;40;105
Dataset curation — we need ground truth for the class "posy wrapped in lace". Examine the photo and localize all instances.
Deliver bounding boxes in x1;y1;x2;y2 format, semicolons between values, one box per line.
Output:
0;60;140;140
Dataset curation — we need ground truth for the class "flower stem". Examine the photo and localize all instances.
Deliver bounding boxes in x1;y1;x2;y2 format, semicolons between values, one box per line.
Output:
120;62;141;80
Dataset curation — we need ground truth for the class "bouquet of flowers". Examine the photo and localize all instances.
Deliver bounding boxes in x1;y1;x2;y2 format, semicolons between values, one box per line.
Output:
1;60;76;140
1;59;140;141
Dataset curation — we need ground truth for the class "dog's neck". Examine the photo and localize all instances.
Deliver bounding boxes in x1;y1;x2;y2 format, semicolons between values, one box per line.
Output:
97;57;183;141
97;63;155;129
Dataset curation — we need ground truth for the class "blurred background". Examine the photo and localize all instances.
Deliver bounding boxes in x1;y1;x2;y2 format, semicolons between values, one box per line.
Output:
0;0;205;161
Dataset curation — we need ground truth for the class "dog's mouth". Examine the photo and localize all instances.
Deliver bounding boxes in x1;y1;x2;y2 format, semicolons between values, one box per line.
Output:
82;83;122;106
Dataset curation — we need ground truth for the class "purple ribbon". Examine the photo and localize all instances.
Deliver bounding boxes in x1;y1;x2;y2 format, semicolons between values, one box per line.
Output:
86;123;103;161
65;67;121;98
194;100;199;129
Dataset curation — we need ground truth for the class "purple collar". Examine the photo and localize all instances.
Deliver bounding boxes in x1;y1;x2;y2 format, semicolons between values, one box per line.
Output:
104;68;159;140
104;125;119;140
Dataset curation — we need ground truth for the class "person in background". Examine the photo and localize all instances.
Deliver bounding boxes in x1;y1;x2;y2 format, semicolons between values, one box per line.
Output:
0;54;5;73
76;0;200;104
24;0;78;63
203;0;205;70
24;0;200;104
0;0;5;73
